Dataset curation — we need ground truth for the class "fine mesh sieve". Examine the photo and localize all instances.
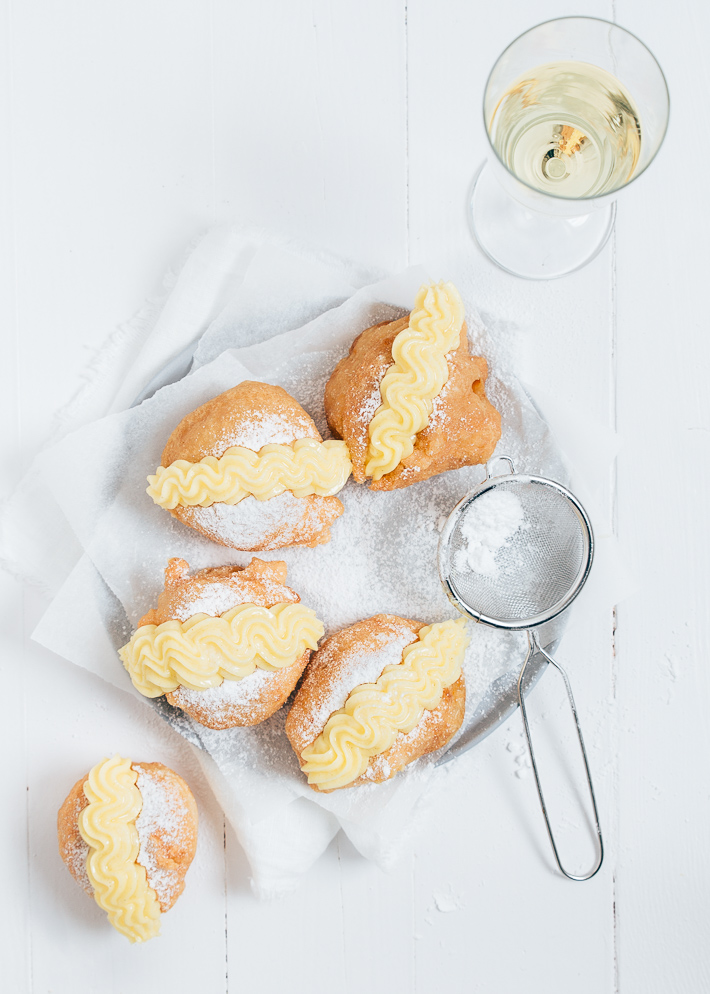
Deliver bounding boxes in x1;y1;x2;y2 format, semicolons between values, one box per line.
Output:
438;455;603;881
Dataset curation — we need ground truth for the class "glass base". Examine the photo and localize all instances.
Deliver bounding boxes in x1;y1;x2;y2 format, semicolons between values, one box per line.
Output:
469;163;616;280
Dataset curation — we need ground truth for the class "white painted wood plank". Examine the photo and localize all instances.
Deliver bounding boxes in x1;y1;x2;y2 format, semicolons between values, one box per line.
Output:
8;0;216;457
406;1;617;990
0;0;32;988
211;0;408;273
210;3;410;988
615;2;710;991
0;579;32;992
402;610;616;993
337;837;416;994
2;4;229;989
225;830;346;994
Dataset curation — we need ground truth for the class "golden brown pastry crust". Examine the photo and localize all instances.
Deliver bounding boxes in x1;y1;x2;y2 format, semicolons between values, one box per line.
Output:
159;380;344;550
324;315;501;490
285;614;466;791
141;557;312;730
57;762;198;913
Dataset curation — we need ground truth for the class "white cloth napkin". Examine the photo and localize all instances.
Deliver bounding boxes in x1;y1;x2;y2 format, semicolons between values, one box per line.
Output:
3;226;629;897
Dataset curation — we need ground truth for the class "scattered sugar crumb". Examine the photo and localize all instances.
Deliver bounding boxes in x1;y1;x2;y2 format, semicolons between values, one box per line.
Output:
433;891;465;914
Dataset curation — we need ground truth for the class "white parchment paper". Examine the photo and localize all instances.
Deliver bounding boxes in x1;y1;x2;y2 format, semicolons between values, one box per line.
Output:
1;229;626;897
28;257;570;895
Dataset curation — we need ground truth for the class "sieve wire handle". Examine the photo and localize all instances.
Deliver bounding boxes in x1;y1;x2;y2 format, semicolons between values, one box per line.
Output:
485;454;516;479
517;630;604;881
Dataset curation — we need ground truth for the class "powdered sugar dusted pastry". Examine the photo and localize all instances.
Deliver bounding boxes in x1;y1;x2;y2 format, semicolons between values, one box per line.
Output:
148;380;350;550
57;755;198;943
324;281;501;491
119;557;323;729
285;614;468;791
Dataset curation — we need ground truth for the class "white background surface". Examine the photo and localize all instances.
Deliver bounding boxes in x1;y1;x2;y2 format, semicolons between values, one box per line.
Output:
1;1;708;992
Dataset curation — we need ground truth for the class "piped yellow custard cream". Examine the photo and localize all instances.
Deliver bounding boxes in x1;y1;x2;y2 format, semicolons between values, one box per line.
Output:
366;281;465;481
147;438;352;509
78;755;161;943
120;603;324;698
301;618;469;790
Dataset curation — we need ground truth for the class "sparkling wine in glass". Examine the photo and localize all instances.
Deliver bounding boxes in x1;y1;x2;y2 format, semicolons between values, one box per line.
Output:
470;18;669;280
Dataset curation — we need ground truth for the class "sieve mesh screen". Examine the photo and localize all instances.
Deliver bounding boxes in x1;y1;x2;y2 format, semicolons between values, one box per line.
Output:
443;479;589;625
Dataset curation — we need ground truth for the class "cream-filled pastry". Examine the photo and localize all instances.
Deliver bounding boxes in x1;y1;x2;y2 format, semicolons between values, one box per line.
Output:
324;281;501;490
57;756;198;943
148;380;351;550
120;557;323;729
285;614;468;791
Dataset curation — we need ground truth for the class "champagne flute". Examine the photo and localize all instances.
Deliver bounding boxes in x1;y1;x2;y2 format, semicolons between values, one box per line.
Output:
470;17;669;280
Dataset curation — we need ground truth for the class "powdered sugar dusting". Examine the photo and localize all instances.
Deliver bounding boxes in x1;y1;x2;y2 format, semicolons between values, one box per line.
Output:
397;702;440;749
362;751;393;782
64;820;94;896
187;491;307;548
170;576;292;621
135;767;186;910
209;412;315;454
356;377;386;430
427;373;453;431
302;622;415;744
171;666;277;721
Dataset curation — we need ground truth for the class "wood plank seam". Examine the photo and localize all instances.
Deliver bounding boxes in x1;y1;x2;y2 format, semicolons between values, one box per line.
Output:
610;183;620;994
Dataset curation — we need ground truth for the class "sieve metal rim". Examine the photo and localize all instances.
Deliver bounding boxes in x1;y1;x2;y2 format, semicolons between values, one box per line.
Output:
437;472;594;631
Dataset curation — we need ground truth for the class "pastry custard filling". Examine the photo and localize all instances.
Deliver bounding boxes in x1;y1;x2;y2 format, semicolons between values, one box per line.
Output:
120;603;324;698
365;282;465;481
300;618;468;790
147;438;352;509
78;756;161;943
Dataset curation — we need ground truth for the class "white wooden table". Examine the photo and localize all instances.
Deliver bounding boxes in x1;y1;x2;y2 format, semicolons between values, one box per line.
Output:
2;2;708;992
